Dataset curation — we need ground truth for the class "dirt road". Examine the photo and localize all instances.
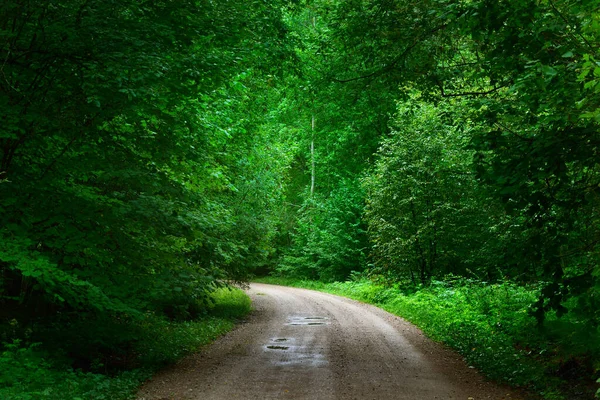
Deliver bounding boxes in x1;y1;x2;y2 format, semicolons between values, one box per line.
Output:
137;283;520;399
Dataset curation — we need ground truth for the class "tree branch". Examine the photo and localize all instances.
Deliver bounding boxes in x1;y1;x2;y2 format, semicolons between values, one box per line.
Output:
548;0;596;53
331;19;454;84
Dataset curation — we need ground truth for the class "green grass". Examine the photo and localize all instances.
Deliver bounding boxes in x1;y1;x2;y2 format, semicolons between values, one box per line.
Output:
0;287;251;400
256;276;600;400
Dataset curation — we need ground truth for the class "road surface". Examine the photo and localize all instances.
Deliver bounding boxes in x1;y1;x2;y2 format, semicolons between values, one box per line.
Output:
137;283;520;399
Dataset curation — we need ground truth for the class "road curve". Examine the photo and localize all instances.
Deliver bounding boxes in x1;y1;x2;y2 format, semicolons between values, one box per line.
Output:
137;283;520;400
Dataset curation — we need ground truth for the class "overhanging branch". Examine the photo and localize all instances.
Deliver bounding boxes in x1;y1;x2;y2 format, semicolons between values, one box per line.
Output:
331;18;456;84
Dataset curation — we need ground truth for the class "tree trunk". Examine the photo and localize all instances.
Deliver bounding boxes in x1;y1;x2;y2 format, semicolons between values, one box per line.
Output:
310;114;315;197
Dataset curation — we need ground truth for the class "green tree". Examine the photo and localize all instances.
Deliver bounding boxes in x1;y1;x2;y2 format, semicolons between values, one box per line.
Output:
364;94;500;283
293;0;600;324
0;0;292;367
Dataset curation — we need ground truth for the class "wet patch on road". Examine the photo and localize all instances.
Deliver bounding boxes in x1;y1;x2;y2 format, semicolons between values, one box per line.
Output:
263;341;328;367
264;337;295;351
266;345;290;350
272;351;328;367
286;316;330;326
262;318;330;367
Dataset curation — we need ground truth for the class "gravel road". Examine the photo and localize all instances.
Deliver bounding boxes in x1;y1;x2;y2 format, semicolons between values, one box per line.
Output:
137;283;521;400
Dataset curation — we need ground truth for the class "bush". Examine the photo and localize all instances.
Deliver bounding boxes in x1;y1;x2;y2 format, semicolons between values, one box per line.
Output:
0;340;145;400
0;287;251;400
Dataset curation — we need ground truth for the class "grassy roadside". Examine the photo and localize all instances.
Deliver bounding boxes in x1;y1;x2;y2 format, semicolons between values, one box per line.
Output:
0;287;251;400
256;276;599;400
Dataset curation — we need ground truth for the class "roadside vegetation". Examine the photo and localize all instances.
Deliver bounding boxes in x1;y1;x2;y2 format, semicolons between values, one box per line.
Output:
1;1;286;398
0;288;250;400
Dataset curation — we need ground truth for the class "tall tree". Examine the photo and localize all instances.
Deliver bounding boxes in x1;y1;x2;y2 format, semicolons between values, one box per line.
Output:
0;0;291;325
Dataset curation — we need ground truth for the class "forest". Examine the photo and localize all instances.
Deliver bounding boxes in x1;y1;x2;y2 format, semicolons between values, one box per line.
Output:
0;0;599;399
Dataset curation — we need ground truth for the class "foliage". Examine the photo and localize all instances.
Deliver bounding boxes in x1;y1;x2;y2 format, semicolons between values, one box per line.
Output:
281;0;600;327
0;0;291;315
455;0;600;324
579;8;600;122
278;180;368;281
0;340;145;400
0;0;287;397
0;288;250;399
273;3;395;280
134;287;251;368
364;93;504;283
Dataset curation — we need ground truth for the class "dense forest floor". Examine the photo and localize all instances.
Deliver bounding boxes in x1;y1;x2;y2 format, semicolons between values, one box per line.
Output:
0;288;251;400
257;277;600;400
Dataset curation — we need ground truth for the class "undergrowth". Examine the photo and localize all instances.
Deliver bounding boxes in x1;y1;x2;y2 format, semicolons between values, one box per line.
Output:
257;276;600;400
0;287;251;400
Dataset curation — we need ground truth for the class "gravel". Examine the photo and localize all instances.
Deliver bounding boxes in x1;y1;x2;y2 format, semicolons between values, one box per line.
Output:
137;283;522;400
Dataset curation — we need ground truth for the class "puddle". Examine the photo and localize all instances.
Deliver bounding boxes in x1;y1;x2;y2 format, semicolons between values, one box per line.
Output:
264;341;328;367
272;352;328;367
286;316;329;326
266;345;289;350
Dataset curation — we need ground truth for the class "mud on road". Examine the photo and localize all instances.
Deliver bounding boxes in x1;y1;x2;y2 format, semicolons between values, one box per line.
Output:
137;283;521;400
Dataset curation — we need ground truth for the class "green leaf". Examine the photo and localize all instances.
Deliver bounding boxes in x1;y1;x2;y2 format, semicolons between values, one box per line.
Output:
541;65;557;76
